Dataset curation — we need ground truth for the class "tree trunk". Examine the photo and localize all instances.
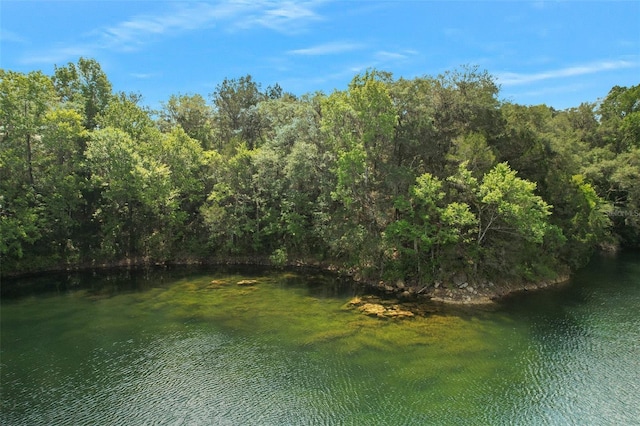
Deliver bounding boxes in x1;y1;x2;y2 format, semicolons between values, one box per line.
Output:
26;133;34;187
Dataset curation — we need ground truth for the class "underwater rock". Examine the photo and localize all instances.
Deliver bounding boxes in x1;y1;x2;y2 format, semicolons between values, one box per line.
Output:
349;296;417;319
359;303;387;317
385;305;415;318
237;279;258;286
207;279;228;288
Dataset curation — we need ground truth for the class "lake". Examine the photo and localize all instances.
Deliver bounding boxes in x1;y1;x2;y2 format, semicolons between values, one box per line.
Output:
1;252;639;425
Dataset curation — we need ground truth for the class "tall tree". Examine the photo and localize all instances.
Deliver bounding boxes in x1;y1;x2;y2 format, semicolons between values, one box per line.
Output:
158;93;214;149
210;75;265;150
52;57;112;129
0;70;57;269
97;92;155;141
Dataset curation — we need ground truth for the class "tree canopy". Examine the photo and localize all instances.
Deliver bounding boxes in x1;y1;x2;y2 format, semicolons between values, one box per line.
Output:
1;59;637;286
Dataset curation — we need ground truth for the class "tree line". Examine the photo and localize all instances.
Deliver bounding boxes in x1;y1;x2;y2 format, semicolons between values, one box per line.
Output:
1;58;638;286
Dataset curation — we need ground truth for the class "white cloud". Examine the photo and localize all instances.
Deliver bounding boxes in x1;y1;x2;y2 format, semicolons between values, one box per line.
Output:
288;41;363;56
497;60;637;86
246;1;322;32
0;29;27;43
19;1;328;65
130;72;157;80
374;50;418;62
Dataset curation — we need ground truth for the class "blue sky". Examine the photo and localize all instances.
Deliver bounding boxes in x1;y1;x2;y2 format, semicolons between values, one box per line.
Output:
1;1;638;110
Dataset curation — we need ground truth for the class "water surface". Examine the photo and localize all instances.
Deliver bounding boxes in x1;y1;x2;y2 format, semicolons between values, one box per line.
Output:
2;254;639;425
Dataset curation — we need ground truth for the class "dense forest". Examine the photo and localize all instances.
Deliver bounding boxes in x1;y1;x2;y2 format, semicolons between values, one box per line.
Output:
1;58;638;287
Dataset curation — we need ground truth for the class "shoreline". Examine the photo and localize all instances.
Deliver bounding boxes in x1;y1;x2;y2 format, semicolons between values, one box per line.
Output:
354;271;572;307
1;256;571;306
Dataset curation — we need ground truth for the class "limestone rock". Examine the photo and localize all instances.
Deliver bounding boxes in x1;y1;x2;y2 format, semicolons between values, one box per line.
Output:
399;290;412;300
359;303;386;317
236;279;258;286
207;279;228;288
347;296;362;306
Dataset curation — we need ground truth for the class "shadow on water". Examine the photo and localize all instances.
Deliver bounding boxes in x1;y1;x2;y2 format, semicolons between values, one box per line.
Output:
0;264;360;301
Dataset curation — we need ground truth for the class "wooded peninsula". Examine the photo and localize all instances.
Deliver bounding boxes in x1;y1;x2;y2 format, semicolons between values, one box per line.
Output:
1;59;638;295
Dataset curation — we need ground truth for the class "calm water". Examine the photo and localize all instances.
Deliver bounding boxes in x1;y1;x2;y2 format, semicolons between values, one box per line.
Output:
1;253;639;425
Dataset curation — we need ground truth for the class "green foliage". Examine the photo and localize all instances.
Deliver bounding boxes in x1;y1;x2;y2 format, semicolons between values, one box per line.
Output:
2;60;634;285
0;69;73;270
269;247;288;267
444;162;562;277
159;93;214;149
210;75;266;150
52;57;112;129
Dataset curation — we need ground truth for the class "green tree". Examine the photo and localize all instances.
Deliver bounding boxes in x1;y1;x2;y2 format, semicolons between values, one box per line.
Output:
446;131;496;175
52;57;113;129
97;92;155;142
158;93;214;149
448;162;561;278
0;69;56;270
210;75;266;150
37;108;87;263
496;103;555;186
384;172;477;283
86;127;177;259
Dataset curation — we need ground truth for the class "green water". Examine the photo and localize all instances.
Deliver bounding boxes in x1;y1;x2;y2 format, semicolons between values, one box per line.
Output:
1;253;639;425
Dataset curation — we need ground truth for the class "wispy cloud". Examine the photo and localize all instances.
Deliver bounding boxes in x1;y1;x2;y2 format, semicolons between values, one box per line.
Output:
288;41;363;56
22;46;96;65
0;29;27;43
497;60;636;86
130;72;158;80
20;1;327;65
241;1;322;33
374;49;418;62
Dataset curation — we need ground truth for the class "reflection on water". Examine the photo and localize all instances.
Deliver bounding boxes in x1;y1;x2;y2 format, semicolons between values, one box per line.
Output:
2;254;639;425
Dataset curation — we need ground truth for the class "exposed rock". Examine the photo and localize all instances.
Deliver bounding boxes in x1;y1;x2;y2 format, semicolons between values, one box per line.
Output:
458;282;469;289
466;286;474;293
236;279;258;286
384;308;414;318
434;281;441;289
347;296;362;306
348;295;417;319
395;280;405;290
207;279;228;288
399;290;413;300
359;303;387;317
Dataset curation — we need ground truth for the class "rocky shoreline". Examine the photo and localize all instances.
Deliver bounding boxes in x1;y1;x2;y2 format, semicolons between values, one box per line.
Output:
341;270;572;318
363;272;571;305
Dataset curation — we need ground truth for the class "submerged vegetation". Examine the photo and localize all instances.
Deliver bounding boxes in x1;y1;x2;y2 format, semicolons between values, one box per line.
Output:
1;59;638;289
